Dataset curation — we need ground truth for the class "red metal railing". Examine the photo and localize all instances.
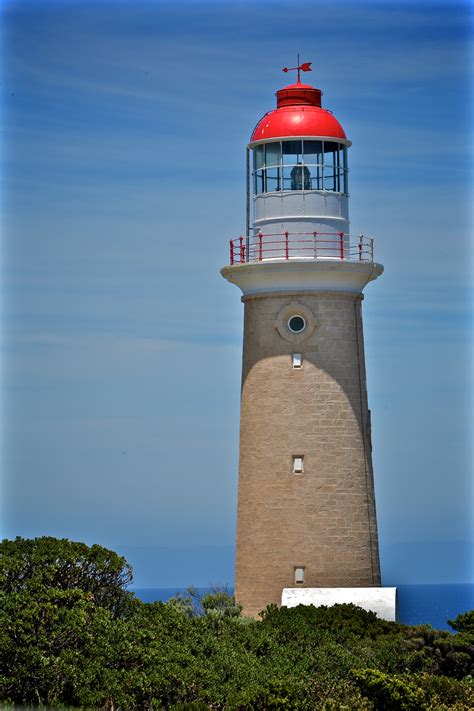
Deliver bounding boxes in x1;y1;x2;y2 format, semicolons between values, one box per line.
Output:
229;231;374;266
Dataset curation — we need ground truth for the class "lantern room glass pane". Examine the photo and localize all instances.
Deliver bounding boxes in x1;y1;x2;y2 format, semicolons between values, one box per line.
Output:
324;141;338;168
254;170;264;195
254;145;264;170
282;165;311;191
265;142;281;167
323;166;336;191
303;140;323;165
266;167;281;192
307;164;323;190
282;140;303;166
302;166;311;190
290;166;303;190
282;165;299;190
342;147;348;194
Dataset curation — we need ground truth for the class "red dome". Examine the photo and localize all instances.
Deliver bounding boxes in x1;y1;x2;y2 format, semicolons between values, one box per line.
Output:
250;80;347;143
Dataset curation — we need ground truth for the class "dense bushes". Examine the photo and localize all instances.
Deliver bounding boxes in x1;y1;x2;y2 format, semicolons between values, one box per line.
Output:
1;537;473;709
0;536;133;616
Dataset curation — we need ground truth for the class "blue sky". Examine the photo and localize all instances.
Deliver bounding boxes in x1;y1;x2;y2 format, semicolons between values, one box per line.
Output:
2;0;473;587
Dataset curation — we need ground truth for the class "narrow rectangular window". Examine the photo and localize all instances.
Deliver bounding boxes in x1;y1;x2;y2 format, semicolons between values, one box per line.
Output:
293;455;304;474
294;567;305;584
292;353;302;368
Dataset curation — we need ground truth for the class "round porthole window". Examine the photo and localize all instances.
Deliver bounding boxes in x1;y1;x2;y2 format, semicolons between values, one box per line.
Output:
288;315;306;333
275;302;316;342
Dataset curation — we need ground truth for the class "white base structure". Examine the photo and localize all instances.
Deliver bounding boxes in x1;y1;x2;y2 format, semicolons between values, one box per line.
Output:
282;587;398;622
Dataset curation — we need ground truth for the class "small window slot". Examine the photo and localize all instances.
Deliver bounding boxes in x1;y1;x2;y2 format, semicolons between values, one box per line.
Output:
292;353;302;368
293;455;304;474
294;567;305;584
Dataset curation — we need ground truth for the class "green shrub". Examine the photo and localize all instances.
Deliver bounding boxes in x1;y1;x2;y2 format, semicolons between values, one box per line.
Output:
351;668;426;710
449;610;474;638
415;672;474;708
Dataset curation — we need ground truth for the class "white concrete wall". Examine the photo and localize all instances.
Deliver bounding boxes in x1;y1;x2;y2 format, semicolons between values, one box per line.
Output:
254;191;349;224
253;191;349;259
281;587;398;622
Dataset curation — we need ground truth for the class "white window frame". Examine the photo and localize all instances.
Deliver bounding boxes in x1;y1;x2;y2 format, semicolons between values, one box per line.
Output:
293;455;304;474
294;567;305;584
292;353;302;368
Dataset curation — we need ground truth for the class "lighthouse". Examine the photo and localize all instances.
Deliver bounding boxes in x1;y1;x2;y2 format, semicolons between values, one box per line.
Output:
221;63;396;620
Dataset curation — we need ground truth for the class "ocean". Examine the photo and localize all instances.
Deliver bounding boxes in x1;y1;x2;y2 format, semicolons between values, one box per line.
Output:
132;583;474;631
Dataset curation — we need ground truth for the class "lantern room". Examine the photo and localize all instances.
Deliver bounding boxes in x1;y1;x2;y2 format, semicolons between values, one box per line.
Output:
245;76;352;258
223;63;381;291
252;140;348;195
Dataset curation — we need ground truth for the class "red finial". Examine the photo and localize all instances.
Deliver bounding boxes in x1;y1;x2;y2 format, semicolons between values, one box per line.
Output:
282;53;312;83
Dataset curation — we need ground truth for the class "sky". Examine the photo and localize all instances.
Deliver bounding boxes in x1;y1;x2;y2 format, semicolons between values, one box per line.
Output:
1;0;473;588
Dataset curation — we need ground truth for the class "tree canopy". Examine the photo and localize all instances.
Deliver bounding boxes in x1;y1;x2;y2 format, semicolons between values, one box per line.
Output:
0;536;473;709
0;536;132;615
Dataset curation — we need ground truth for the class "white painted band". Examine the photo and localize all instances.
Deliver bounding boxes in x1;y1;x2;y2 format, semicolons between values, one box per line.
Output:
248;136;352;149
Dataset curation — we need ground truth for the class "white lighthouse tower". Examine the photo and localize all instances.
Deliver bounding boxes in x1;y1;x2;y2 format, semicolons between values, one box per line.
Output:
221;63;396;620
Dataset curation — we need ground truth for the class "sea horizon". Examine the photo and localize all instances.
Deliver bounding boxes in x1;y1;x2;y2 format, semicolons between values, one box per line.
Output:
131;583;474;631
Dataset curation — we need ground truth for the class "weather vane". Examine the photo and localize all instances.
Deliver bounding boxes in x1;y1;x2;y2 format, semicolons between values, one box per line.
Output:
282;53;312;83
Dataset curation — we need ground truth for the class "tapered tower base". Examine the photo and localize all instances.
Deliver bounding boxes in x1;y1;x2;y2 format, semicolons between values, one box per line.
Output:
233;287;380;618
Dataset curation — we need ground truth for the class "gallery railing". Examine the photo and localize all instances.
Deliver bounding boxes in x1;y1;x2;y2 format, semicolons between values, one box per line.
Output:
229;231;374;265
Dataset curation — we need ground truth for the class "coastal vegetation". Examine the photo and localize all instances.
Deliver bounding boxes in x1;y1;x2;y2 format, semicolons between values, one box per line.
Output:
1;537;473;709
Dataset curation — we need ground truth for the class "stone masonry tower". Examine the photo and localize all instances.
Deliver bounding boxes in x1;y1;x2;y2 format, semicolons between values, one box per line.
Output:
221;63;395;619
